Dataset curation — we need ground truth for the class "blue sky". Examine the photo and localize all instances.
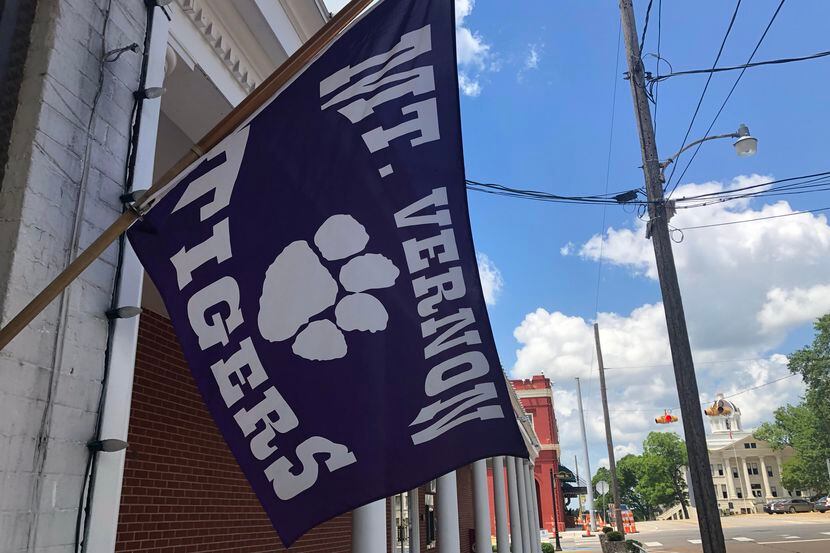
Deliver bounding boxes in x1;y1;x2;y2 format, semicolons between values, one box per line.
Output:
326;0;830;485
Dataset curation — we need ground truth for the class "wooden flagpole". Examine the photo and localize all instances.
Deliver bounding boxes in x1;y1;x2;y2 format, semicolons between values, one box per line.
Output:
0;0;374;352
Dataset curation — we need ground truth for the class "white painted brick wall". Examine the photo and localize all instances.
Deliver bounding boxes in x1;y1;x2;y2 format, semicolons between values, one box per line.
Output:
0;0;147;550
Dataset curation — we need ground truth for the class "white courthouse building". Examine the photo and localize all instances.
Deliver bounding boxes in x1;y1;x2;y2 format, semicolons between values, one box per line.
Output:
662;394;804;519
705;394;805;514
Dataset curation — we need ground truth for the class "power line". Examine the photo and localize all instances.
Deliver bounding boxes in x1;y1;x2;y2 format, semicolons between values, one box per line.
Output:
465;179;643;206
588;21;625;403
663;0;742;193
588;373;802;414
638;0;654;57
673;171;830;202
667;0;788;198
648;49;830;83
677;205;830;230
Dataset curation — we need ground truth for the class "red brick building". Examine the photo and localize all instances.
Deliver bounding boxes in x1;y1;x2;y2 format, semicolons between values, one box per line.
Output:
114;311;542;552
488;375;566;536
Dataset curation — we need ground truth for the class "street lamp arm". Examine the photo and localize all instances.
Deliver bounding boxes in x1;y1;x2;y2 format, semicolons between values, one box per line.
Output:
660;132;740;169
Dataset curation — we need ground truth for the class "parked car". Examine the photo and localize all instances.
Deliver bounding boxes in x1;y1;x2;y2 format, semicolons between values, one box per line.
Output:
815;496;829;513
766;498;815;514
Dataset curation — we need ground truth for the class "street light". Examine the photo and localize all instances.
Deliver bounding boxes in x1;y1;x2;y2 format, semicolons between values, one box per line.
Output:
660;123;758;171
550;469;570;552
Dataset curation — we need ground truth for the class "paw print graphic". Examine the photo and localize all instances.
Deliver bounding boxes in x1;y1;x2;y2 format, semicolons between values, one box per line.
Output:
257;214;400;361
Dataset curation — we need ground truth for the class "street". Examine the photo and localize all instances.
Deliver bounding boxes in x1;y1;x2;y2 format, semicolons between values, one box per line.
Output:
556;513;830;552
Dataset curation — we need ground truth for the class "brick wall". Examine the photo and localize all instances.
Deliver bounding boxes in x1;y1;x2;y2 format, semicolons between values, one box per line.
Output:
121;311;479;553
0;0;147;550
116;310;352;552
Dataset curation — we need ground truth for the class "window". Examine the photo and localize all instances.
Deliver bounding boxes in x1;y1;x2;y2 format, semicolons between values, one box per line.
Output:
749;462;759;476
795;490;802;497
721;484;728;499
767;466;774;478
717;464;724;476
743;442;758;449
751;484;762;498
736;488;743;499
771;486;778;498
732;467;739;478
424;492;436;548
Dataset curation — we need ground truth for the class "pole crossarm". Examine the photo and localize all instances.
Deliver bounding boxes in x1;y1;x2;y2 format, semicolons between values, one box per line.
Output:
0;0;375;352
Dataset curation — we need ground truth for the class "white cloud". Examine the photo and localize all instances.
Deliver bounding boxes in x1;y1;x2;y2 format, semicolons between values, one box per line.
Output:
577;175;830;349
477;252;504;305
525;44;541;70
758;284;830;334
454;0;496;97
516;174;824;480
458;73;482;97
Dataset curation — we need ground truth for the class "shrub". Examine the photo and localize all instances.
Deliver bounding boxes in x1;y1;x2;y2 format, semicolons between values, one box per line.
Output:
602;526;613;533
541;543;555;553
626;539;644;552
607;530;624;542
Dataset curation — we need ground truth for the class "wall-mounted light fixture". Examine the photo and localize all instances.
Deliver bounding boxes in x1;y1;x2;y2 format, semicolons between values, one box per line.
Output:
120;189;148;205
105;306;142;320
133;87;165;100
87;439;129;453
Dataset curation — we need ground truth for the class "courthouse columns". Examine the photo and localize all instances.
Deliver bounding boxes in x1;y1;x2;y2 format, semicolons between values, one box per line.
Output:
352;499;387;553
492;457;510;553
759;457;773;499
724;458;737;500
472;460;492;553
437;471;461;553
516;458;532;553
408;489;420;553
507;457;525;553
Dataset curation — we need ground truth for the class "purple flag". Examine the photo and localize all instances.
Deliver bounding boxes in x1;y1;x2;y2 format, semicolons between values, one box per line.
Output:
128;0;526;544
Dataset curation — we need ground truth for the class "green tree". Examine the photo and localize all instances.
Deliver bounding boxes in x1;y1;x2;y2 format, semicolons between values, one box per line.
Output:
617;454;657;520
755;315;830;493
637;432;689;518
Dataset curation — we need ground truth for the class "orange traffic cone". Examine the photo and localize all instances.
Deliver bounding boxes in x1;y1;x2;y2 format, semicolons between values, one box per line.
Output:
628;512;639;534
582;513;592;537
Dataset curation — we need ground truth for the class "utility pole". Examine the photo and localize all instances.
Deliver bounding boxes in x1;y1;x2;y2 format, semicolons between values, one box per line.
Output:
595;324;624;535
617;1;726;552
575;378;596;532
574;455;583;514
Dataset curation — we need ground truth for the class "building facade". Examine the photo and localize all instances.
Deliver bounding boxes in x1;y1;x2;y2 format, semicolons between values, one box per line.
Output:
704;394;801;515
488;375;566;536
0;2;548;552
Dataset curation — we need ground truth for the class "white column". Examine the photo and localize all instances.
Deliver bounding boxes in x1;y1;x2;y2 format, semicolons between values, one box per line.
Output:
516;458;531;553
759;457;772;499
408;489;420;553
776;454;786;496
506;457;525;553
352;500;387;553
740;457;752;509
531;470;543;553
492;457;510;553
724;458;737;501
473;460;492;553
524;461;541;553
84;9;169;553
438;471;460;553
